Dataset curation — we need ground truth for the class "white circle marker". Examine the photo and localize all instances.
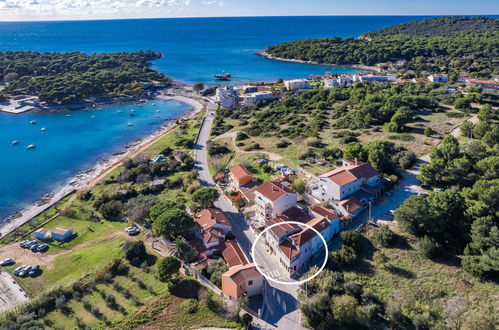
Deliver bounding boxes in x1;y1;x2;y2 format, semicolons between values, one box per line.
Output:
251;220;329;285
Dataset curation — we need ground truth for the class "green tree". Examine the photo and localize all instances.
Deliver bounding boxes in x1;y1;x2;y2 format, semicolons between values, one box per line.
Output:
122;240;148;266
343;142;366;162
156;256;181;282
373;251;389;268
193;82;204;94
374;225;397;247
460;120;474;138
331;294;365;326
191;187;220;208
394;196;430;236
152;207;194;239
172;237;199;263
331;245;357;268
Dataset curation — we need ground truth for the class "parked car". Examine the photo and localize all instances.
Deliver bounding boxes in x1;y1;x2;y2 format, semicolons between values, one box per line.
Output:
125;227;140;236
18;266;32;277
20;240;30;248
25;241;38;248
29;265;40;277
13;266;25;276
30;243;40;252
36;244;49;252
0;258;15;266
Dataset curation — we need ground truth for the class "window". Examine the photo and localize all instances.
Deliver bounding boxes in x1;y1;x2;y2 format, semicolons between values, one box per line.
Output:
248;280;253;285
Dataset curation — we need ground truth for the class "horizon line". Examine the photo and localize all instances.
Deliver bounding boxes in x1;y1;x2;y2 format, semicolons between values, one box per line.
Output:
1;14;498;23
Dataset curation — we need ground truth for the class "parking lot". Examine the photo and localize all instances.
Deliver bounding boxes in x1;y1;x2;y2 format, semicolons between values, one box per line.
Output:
0;272;29;313
0;243;55;269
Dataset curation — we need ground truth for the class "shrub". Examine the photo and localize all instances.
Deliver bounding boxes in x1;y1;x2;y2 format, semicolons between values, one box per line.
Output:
416;236;440;259
236;131;249;141
122;240;148;266
181;299;199;314
423;127;433;137
373;225;397;247
331;245;357;268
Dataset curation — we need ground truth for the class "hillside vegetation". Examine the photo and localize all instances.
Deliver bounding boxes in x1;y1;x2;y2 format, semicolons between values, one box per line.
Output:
0;51;170;104
264;16;499;77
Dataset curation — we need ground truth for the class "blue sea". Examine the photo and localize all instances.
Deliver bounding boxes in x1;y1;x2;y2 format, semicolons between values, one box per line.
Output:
0;16;431;220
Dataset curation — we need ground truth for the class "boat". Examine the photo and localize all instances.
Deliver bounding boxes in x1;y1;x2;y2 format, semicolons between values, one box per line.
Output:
12;140;20;145
26;144;36;150
214;72;231;80
41;127;46;132
129;112;135;116
130;109;135;112
117;110;122;113
155;115;160;118
91;115;95;118
30;120;36;124
127;122;133;127
155;110;160;113
66;114;71;117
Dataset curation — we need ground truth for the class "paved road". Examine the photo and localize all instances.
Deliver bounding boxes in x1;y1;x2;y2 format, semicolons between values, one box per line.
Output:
194;99;304;330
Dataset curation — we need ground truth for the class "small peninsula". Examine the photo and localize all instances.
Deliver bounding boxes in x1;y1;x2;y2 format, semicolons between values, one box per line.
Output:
261;16;499;78
0;50;170;109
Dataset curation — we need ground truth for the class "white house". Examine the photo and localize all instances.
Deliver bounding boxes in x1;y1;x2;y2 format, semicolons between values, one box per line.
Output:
313;162;381;202
254;181;297;222
428;74;448;83
284;79;311;91
309;205;342;236
323;78;339;88
216;86;239;109
334;196;364;218
354;73;396;83
240;91;275;106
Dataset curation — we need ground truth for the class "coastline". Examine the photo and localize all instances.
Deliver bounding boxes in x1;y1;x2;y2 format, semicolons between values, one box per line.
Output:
0;94;204;239
256;50;380;73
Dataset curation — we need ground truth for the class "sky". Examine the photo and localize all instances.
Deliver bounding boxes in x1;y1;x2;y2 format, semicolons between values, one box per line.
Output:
0;0;497;21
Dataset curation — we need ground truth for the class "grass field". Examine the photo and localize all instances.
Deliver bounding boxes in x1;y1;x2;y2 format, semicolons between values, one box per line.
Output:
347;225;498;328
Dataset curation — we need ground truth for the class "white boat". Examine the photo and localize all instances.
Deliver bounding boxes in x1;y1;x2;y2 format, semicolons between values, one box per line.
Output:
155;115;160;118
129;112;135;116
155;110;160;113
91;116;95;118
30;120;36;124
12;140;20;145
130;109;135;112
66;114;71;117
117;110;122;113
41;127;46;132
127;122;133;126
26;144;36;150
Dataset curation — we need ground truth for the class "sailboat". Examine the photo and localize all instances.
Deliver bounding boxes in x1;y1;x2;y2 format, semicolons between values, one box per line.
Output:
26;144;36;150
41;127;46;132
12;140;20;145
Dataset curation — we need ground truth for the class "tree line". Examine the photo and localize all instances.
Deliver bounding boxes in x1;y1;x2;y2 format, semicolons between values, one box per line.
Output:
0;50;171;105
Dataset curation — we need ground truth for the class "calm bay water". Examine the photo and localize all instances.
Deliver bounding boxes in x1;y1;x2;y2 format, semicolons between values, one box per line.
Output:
0;16;430;220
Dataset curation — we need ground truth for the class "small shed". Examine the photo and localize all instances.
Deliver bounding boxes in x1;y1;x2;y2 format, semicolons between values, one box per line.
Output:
51;226;73;242
34;228;51;241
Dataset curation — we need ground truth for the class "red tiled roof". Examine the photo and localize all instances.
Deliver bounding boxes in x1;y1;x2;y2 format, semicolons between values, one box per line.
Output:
320;163;378;187
194;208;231;230
266;217;299;238
255;181;292;202
309;205;339;220
222;240;248;268
230;165;252;180
203;227;225;244
222;263;260;284
289;217;330;247
278;239;300;260
361;184;383;195
338;196;363;214
281;207;313;223
468;79;498;85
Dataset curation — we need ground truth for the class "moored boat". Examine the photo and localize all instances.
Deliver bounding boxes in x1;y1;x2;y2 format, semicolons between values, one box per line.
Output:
30;120;36;124
127;122;133;126
214;72;231;80
41;127;46;132
12;140;20;145
26;144;36;150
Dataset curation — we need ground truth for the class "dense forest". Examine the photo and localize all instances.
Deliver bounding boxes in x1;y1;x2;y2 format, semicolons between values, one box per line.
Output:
0;51;170;104
264;16;499;78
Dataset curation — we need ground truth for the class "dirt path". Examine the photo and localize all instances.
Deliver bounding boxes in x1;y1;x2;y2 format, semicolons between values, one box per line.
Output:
214;131;283;161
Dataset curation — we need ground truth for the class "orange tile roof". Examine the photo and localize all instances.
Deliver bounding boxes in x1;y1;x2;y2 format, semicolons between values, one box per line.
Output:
320;163;378;187
266;217;299;238
203;227;225;244
255;181;292;202
281;207;313;223
278;239;300;260
222;263;261;282
338;196;363;214
289;217;330;247
222;240;248;268
309;205;339;220
194;208;231;230
469;79;498;84
230;165;252;180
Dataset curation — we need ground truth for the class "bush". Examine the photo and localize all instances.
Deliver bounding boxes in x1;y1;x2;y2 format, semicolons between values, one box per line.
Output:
331;245;357;268
373;225;397;247
423;127;432;137
340;231;361;252
181;299;199;314
416;236;440;259
236;131;249;141
122;240;148;266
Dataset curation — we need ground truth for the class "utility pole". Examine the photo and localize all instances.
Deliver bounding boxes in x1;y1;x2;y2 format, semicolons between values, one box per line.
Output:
368;201;372;221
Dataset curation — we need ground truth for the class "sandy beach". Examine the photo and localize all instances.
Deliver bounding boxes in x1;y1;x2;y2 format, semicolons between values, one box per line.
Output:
257;50;380;72
0;94;204;239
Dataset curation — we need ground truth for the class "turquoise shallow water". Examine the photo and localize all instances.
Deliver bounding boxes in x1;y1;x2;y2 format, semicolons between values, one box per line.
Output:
0;100;189;219
0;16;436;220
